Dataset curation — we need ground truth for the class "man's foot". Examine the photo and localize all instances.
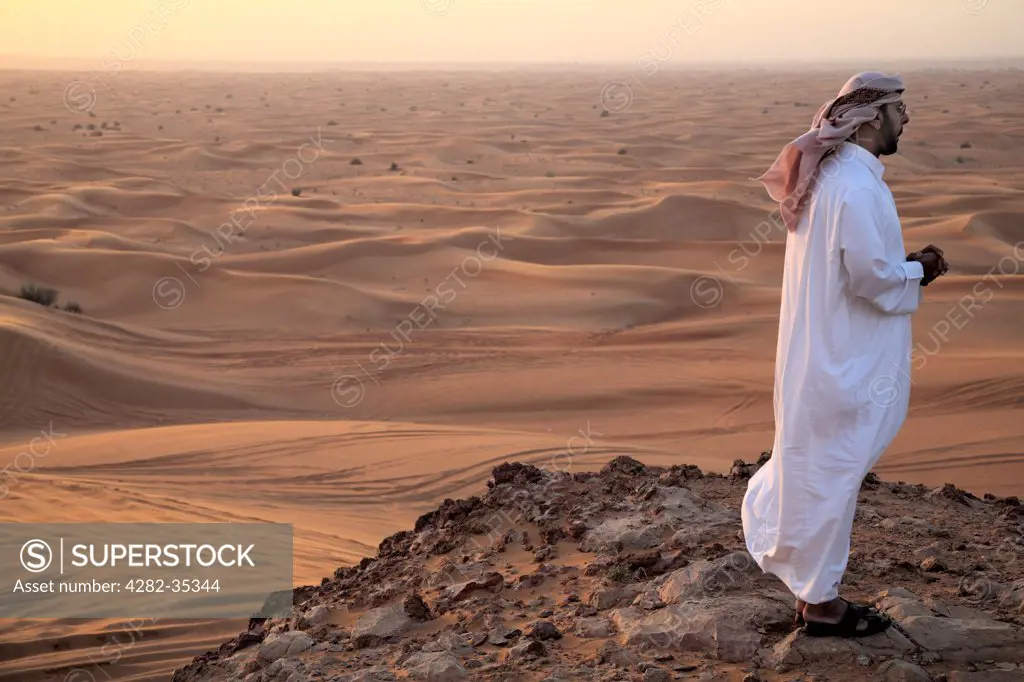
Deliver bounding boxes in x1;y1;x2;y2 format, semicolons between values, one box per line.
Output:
801;598;891;638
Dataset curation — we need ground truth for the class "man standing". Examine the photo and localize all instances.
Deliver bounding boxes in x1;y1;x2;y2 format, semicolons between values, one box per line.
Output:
741;72;948;638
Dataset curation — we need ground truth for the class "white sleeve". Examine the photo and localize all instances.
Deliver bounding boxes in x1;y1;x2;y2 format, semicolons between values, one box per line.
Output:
837;189;923;315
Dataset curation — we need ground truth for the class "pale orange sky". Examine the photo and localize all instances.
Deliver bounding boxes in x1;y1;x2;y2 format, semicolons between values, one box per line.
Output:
0;0;1020;67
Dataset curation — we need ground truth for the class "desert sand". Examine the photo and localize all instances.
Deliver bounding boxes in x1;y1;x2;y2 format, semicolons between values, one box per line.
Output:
0;66;1021;680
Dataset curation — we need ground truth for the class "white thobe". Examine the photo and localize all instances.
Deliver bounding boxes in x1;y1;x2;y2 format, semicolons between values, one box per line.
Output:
741;142;925;604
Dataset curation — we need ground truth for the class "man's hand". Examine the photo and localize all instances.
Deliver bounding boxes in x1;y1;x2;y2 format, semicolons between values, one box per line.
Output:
907;244;949;286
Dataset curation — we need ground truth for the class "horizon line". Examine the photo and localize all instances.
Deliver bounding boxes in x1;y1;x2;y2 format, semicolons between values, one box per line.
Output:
2;55;1023;75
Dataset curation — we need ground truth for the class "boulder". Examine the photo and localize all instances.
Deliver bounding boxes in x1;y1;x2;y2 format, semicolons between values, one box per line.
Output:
582;514;667;552
574;617;616;638
770;629;914;672
352;604;414;648
658;552;761;604
257;631;314;664
609;596;791;663
896;614;1024;662
401;651;467;681
948;672;1024;682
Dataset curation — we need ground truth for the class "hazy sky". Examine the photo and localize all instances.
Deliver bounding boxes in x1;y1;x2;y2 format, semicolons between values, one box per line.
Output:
1;0;1020;67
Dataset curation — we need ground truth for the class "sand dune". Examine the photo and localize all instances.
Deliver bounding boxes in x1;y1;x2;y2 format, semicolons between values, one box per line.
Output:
0;67;1022;680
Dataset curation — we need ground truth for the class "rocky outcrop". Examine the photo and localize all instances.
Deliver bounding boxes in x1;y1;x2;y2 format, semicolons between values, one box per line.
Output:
172;455;1024;682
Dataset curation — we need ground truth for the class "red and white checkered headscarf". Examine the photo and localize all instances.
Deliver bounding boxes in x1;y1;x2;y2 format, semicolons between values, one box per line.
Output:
756;71;905;231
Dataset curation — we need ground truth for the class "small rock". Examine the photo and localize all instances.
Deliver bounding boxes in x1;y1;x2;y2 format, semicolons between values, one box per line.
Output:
643;669;672;682
509;639;546;660
534;546;555;562
559;592;581;606
921;556;947;572
596;640;640;668
858;654;871;666
877;659;932;682
299;604;330;628
526;620;562;641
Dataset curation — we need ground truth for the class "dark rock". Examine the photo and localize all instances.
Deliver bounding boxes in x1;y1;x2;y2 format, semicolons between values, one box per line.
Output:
658;465;704;487
643;668;673;682
490;462;546;487
601;456;647;476
526;620;562;641
404;593;432;620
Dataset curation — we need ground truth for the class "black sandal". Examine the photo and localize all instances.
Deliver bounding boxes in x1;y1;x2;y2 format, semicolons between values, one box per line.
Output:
802;601;891;638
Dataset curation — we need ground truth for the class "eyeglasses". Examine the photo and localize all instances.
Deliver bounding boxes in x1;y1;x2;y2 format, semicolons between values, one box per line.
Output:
894;101;907;116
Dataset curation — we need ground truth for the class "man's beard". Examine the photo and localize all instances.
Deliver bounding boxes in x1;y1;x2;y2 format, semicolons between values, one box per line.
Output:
881;127;901;155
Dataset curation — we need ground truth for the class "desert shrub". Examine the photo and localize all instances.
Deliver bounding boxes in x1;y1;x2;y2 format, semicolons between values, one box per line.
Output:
607;565;630;583
389;162;399;171
351;158;363;165
291;188;302;197
617;148;627;155
19;283;59;307
955;156;966;164
63;302;83;314
960;142;972;149
600;110;610;117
